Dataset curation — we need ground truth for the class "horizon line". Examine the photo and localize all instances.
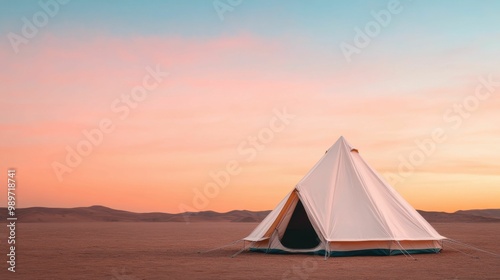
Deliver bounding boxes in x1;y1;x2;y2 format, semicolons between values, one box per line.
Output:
2;204;499;215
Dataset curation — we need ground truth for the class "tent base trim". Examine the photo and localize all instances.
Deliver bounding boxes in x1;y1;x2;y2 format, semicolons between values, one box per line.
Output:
249;247;441;256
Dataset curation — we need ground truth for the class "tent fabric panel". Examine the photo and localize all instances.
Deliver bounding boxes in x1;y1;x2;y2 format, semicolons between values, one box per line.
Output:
243;191;292;242
352;154;445;240
328;240;442;251
274;192;300;240
296;137;445;241
297;139;393;240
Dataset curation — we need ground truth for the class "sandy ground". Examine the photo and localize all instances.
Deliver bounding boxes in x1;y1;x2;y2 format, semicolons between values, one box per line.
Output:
0;222;499;279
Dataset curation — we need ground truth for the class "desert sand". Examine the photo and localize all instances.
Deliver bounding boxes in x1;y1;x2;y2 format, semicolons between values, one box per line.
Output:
0;222;499;279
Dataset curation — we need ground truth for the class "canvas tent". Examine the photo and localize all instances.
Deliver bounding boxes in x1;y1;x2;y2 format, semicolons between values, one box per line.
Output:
244;136;445;256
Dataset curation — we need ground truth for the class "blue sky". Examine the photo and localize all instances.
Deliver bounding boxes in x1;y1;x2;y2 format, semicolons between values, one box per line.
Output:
2;1;500;39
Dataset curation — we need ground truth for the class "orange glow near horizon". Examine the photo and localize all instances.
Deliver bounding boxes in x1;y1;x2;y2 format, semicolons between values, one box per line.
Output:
1;34;499;214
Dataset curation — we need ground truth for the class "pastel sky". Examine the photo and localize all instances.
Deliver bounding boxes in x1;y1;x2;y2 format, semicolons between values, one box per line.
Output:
1;0;499;213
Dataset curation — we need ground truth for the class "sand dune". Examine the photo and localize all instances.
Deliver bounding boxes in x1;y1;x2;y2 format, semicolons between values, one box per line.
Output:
0;206;499;223
455;209;500;219
0;206;270;223
418;210;500;223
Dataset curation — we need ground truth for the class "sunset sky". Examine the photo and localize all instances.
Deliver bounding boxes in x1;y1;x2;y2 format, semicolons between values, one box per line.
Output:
1;0;499;213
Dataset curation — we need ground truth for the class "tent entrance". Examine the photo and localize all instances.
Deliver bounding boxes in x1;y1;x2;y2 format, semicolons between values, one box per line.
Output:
280;200;320;249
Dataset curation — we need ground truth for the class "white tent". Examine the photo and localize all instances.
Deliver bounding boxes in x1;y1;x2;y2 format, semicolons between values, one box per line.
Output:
244;136;445;256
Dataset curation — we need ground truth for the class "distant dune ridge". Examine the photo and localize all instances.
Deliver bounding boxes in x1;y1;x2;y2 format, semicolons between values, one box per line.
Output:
0;206;499;223
0;206;270;223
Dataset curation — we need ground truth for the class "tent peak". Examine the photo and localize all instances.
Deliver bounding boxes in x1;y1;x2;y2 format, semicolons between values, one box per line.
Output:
330;136;355;151
336;135;349;144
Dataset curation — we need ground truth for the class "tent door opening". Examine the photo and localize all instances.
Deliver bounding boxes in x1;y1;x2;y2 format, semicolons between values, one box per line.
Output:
280;200;320;249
